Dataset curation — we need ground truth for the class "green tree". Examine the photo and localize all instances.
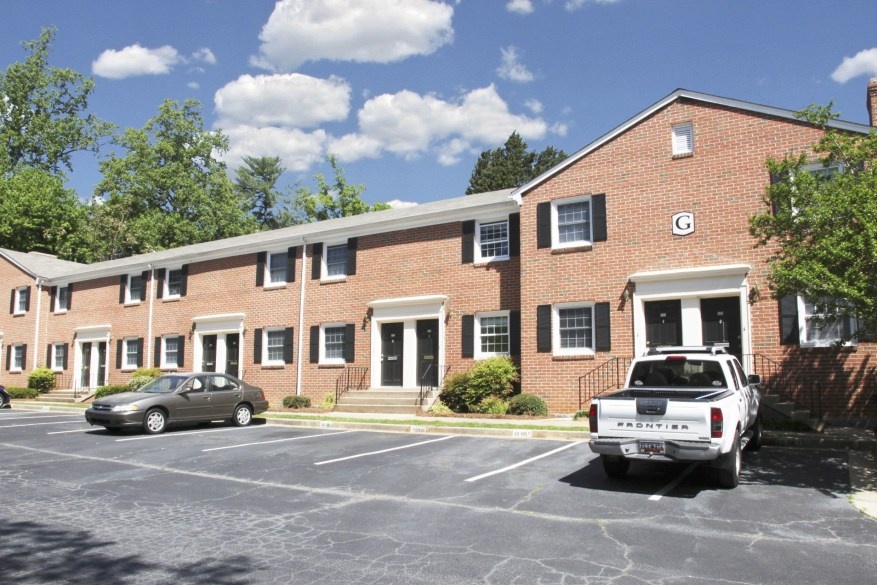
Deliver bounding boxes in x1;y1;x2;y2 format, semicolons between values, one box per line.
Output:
290;155;390;224
465;132;567;195
234;155;286;230
749;103;877;338
0;27;113;176
92;99;256;259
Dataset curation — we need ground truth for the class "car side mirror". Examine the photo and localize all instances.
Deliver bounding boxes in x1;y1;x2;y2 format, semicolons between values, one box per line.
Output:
748;374;761;385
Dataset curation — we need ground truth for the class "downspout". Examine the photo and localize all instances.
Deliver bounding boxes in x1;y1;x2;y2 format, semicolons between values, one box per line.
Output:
146;265;155;368
33;278;43;370
295;242;308;396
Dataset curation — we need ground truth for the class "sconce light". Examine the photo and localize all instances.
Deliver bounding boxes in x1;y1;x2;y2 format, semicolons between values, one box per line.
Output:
621;280;636;303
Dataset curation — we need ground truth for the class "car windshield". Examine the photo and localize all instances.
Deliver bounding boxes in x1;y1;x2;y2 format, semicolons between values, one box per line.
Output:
137;376;188;394
631;359;727;388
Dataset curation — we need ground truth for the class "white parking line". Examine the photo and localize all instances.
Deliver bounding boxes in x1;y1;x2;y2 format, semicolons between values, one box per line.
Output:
0;414;82;421
47;428;101;435
115;426;268;442
203;430;354;452
648;463;699;501
465;441;585;482
314;435;455;465
0;420;84;429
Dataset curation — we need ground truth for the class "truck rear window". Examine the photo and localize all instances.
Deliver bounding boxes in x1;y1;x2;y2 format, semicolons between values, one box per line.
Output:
630;359;727;388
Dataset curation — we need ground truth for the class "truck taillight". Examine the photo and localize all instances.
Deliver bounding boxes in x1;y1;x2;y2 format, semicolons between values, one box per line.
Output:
711;407;723;438
588;403;598;433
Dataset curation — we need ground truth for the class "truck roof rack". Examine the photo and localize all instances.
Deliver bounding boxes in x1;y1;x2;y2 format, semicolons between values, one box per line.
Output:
645;345;728;356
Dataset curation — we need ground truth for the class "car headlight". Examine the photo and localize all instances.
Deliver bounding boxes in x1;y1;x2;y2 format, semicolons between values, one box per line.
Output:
111;404;140;412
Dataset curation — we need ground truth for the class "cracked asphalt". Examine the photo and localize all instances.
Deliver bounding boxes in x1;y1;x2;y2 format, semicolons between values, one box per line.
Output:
1;409;876;584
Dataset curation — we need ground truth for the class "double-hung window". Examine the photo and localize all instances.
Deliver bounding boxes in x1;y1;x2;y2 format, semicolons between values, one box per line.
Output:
265;329;286;365
323;325;346;361
552;196;591;248
52;343;66;371
325;245;348;279
127;274;145;303
163;336;180;368
166;269;183;297
12;344;25;371
476;312;510;358
267;252;287;285
554;303;595;356
13;286;29;315
476;220;509;262
801;297;856;347
55;286;69;312
124;338;140;369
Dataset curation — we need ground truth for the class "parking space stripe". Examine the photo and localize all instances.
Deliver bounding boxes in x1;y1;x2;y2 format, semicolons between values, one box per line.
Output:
314;435;455;465
465;441;585;482
0;420;84;429
0;414;83;421
47;428;99;435
202;430;354;452
115;426;269;442
648;463;698;501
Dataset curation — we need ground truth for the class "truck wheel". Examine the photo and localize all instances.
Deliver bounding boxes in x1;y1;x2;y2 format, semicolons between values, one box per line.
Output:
716;432;741;488
745;416;763;452
601;455;630;479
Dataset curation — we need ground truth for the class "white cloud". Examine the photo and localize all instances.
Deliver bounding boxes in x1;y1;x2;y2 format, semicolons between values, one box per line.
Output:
187;81;200;90
565;0;622;10
221;125;327;172
386;199;419;209
215;74;351;128
506;0;534;14
192;47;217;65
524;98;543;114
327;133;384;162
497;46;534;83
92;44;182;79
831;48;877;83
251;0;454;71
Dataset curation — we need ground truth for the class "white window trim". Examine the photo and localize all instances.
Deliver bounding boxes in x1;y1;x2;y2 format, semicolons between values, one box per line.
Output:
797;295;857;348
474;311;510;359
672;122;693;156
51;342;65;371
265;251;288;288
14;287;27;315
263;327;287;366
160;335;181;369
125;274;144;305
321;241;348;282
54;284;69;313
11;343;25;372
474;219;510;264
553;302;596;357
320;322;347;365
551;195;592;250
122;337;139;371
163;266;184;299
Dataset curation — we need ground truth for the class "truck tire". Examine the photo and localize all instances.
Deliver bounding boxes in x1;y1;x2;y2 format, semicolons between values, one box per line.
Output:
744;415;763;452
601;455;630;479
716;431;741;488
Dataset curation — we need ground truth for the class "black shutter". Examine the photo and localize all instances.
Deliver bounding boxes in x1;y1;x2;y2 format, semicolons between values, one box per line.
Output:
253;328;263;364
287;247;297;282
780;296;800;345
116;339;123;369
311;243;323;279
67;283;73;310
156;269;166;299
136;338;144;367
509;213;520;257
24;286;30;311
536;202;551;248
510;310;521;356
62;343;69;370
5;345;10;370
347;238;357;276
537;304;552;352
46;344;52;368
461;220;475;264
256;252;266;286
461;315;474;358
595;302;611;351
119;275;127;304
140;271;149;301
309;326;320;363
592;194;607;242
284;327;294;364
177;336;185;368
9;289;14;314
154;337;161;368
50;286;57;311
20;344;27;368
344;324;355;363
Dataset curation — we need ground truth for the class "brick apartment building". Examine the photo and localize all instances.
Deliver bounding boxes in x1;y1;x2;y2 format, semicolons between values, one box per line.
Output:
2;83;876;422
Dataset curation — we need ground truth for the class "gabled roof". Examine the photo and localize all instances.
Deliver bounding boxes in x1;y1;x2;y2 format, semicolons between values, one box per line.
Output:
512;88;874;200
45;188;518;284
0;248;85;280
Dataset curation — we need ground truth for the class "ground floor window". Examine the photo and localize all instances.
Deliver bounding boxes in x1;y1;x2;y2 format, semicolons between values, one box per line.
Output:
476;312;509;358
555;303;594;355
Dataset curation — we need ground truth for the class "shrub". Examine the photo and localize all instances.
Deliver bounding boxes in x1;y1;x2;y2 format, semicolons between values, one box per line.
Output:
474;395;509;415
95;384;131;399
127;375;155;391
508;393;548;416
427;400;453;414
27;367;55;392
132;367;161;379
7;387;39;399
282;395;312;409
321;392;336;409
438;371;472;412
467;356;519;402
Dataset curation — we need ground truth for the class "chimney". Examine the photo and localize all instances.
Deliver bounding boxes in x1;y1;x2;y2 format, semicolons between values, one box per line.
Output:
868;78;877;127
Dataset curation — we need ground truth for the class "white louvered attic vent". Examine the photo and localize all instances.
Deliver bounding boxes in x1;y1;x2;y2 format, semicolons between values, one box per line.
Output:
672;122;693;156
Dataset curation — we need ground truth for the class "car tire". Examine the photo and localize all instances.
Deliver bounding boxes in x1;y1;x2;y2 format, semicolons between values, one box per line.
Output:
0;395;7;409
745;415;763;452
601;455;630;479
231;404;252;427
716;431;741;488
142;408;167;435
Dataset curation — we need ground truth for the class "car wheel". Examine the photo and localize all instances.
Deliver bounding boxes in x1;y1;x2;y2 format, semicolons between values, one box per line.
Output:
0;395;7;409
143;408;167;434
231;404;253;427
716;431;741;488
601;455;630;479
745;415;763;452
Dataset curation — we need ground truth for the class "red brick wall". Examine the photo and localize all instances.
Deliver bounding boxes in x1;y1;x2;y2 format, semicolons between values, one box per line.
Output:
0;261;39;387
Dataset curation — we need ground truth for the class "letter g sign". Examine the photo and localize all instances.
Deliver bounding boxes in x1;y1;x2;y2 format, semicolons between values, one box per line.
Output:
672;212;695;236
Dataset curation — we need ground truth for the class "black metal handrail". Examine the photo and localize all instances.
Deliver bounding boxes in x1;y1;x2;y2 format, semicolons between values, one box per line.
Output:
335;367;368;404
419;363;450;407
577;356;634;410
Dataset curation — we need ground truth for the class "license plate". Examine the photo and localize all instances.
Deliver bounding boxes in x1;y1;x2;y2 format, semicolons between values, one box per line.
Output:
639;441;665;455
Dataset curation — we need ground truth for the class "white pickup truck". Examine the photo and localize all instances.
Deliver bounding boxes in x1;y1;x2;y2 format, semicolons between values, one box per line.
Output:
588;346;762;488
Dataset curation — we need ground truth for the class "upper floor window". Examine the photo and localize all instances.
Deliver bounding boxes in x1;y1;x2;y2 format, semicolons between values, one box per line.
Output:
166;269;183;297
476;220;509;262
123;274;146;304
267;252;287;285
672;122;693;156
12;286;29;315
55;285;70;312
326;244;348;279
476;312;510;358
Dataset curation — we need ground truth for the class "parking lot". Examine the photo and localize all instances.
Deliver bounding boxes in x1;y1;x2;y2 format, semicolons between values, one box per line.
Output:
2;408;876;585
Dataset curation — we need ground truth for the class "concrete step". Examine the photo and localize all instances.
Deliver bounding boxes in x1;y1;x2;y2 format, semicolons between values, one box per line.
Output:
334;388;438;415
334;404;422;415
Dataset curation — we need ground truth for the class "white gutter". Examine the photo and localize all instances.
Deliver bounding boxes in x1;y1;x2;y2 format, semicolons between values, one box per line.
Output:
33;278;43;369
295;242;308;396
146;265;155;368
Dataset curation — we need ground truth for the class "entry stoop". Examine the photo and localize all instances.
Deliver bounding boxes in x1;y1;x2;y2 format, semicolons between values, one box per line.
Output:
334;389;433;415
34;388;79;404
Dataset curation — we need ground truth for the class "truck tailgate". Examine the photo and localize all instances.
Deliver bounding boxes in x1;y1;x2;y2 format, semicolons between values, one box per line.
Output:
599;397;711;441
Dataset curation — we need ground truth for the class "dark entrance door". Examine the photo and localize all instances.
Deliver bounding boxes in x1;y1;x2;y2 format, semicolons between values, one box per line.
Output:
225;333;240;378
701;297;742;359
97;342;107;386
417;319;439;388
645;300;683;349
202;335;217;372
381;323;404;386
80;342;91;387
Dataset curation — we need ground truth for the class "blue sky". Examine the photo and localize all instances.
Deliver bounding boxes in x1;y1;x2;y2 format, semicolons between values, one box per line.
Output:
3;0;877;208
